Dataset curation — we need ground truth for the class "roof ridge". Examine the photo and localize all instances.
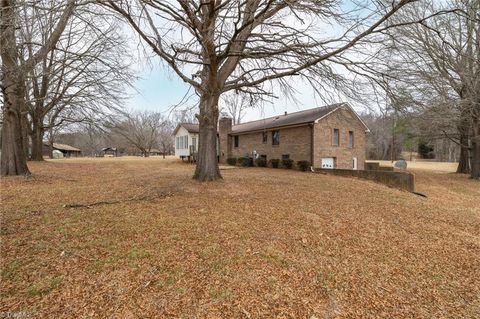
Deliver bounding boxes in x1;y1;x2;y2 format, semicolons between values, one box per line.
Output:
51;142;81;151
178;103;345;128
232;103;343;128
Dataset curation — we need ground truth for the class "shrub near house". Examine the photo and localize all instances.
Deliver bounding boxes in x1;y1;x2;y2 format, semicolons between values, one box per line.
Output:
227;158;238;166
297;161;311;171
255;157;267;167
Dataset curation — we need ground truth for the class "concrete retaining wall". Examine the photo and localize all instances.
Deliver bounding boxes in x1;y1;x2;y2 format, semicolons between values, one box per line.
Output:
365;162;394;171
314;168;415;192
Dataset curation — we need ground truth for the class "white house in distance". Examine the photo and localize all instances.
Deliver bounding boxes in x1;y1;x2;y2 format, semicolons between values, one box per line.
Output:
174;123;222;161
173;123;200;160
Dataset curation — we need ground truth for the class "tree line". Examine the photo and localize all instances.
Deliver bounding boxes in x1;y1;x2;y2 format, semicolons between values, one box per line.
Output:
1;0;132;174
373;0;480;178
1;0;479;180
50;110;175;158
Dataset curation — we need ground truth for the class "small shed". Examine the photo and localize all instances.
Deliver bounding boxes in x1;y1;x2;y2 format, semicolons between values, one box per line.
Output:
102;147;118;157
43;143;81;158
149;148;163;156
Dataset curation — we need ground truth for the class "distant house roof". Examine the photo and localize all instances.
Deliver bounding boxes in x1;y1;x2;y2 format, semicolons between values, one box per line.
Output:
149;148;162;153
46;143;81;152
174;103;369;136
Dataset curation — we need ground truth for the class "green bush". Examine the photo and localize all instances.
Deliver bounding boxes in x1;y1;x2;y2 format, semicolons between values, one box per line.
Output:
269;158;280;168
297;160;311;171
226;157;237;166
255;157;267;167
239;157;253;167
282;158;294;169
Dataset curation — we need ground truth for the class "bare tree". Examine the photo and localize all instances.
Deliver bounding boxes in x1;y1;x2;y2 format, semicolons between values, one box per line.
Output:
108;110;167;157
75;123;108;157
171;108;198;125
20;3;133;161
101;0;419;181
1;0;75;175
363;113;395;160
383;0;480;179
156;119;174;158
220;91;257;125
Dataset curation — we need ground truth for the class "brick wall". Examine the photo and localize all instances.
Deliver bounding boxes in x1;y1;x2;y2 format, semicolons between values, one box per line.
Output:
313;108;366;170
219;106;368;169
229;125;312;163
219;117;232;164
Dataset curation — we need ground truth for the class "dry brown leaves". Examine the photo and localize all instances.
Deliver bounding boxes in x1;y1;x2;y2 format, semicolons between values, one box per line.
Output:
1;157;479;318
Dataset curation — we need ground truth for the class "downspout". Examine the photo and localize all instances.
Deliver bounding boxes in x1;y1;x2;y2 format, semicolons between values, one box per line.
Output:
310;123;314;167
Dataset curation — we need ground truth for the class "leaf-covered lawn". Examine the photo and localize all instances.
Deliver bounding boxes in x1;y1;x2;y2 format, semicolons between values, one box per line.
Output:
1;157;479;318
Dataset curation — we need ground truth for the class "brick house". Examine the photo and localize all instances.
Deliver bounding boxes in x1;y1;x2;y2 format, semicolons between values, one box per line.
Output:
222;102;369;170
174;103;369;169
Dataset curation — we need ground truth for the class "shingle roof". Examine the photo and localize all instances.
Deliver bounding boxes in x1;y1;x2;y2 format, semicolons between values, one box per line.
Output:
174;123;199;135
232;103;344;134
52;143;81;152
175;103;368;136
183;123;200;133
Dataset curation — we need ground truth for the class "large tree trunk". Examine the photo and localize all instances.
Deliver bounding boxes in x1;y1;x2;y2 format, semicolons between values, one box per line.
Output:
471;119;480;180
47;129;54;159
1;0;31;176
30;120;45;161
457;130;471;174
1;108;31;176
194;93;222;181
22;114;30;159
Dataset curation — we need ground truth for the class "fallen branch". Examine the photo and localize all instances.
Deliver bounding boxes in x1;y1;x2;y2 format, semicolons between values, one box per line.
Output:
413;191;428;198
63;192;174;209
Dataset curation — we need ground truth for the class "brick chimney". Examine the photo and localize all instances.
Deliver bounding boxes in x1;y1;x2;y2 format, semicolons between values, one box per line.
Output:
218;116;232;164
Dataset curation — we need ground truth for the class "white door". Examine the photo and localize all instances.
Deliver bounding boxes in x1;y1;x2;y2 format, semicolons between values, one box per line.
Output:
352;157;358;170
321;157;334;169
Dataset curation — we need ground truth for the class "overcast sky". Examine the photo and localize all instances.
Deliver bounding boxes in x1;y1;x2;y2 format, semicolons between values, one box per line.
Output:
124;1;386;123
126;64;350;122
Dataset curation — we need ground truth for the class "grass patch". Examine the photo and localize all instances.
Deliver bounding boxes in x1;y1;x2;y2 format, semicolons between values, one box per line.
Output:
209;287;232;301
176;287;188;295
126;248;151;260
260;247;289;268
28;276;63;297
1;260;23;280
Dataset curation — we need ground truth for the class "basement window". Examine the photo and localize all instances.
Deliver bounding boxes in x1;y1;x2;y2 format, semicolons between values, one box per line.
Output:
272;130;280;146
